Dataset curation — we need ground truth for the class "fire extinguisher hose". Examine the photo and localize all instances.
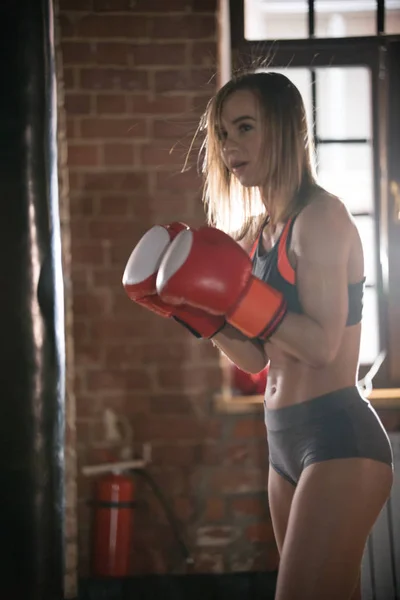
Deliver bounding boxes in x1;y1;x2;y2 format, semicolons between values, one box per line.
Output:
132;468;194;567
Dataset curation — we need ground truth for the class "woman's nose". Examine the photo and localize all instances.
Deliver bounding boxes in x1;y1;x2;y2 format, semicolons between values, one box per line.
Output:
222;136;238;153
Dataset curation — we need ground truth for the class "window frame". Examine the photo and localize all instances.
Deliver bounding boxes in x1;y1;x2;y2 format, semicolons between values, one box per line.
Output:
227;0;400;387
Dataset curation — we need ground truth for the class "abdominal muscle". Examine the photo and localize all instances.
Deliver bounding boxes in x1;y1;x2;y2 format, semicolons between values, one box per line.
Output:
263;324;362;410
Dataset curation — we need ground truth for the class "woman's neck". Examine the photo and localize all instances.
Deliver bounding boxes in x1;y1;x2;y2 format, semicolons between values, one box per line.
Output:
260;188;290;228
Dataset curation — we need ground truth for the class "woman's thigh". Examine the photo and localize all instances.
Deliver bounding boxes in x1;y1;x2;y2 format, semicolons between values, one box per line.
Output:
268;465;296;554
275;457;393;600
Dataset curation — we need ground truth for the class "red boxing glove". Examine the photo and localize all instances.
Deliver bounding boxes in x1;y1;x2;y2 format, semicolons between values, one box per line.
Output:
232;364;269;395
156;226;287;340
122;223;225;339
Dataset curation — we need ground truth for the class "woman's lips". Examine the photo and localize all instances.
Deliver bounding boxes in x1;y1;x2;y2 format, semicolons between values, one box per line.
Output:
231;162;248;175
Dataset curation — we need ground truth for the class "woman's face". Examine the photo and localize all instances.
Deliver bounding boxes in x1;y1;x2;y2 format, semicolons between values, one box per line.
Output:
219;89;264;187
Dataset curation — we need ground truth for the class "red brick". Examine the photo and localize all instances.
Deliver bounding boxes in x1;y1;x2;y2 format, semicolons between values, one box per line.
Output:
156;364;221;391
152;15;216;39
81;172;148;192
62;42;94;65
245;521;275;544
73;291;112;317
151;443;199;466
72;242;106;266
200;443;219;465
69;195;96;217
145;467;189;496
231;418;267;439
94;0;192;9
73;340;105;367
204;497;225;522
80;68;149;92
130;94;189;115
69;267;91;292
96;94;127;114
66;118;79;140
90;267;124;288
132;43;186;66
196;526;235;547
192;0;217;10
190;551;224;574
68;143;99;167
173;496;194;523
144;192;194;219
64;67;76;89
152;118;194;139
155;170;202;193
138;416;203;442
191;42;217;67
86;368;151;393
109;242;147;270
190;93;213;114
231;495;267;518
108;394;150;416
98;195;130;215
89;220;146;242
76;15;150;38
221;442;268;467
139;143;184;168
70;219;89;240
81;117;147;139
138;341;194;363
135;415;218;442
94;42;131;65
69;173;82;195
60;0;93;8
210;467;267;494
91;317;157;341
153;68;215;93
103;142;134;166
59;14;76;38
65;93;92;115
228;542;279;572
149;393;200;415
102;343;145;368
221;443;255;466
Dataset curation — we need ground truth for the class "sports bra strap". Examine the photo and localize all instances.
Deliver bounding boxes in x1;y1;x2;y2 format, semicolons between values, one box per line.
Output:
249;237;258;259
277;219;296;285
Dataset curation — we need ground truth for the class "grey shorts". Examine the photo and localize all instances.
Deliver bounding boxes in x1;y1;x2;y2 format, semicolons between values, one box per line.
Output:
265;386;393;487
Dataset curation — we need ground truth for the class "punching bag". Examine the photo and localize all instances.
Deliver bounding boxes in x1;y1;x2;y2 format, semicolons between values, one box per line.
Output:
0;1;65;598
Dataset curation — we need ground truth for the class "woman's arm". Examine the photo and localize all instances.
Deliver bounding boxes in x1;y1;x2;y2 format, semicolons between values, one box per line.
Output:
211;231;268;374
212;323;268;374
268;199;356;368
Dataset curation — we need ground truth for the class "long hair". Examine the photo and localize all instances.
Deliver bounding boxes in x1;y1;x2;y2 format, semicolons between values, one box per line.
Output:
199;71;319;241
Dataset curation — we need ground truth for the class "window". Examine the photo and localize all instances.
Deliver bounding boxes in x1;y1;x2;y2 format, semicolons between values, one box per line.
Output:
226;0;400;386
244;0;400;40
259;65;378;365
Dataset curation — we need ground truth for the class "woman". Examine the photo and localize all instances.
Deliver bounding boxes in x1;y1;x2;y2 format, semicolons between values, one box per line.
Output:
154;71;394;600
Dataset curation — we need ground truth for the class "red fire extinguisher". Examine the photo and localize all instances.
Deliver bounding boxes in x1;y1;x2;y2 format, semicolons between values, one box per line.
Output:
85;451;193;578
91;472;135;578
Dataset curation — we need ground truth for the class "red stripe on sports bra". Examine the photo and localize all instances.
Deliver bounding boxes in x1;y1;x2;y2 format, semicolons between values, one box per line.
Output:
249;237;258;259
277;219;296;284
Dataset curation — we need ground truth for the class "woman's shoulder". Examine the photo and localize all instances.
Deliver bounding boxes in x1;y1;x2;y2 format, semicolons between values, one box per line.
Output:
291;189;355;254
295;189;353;230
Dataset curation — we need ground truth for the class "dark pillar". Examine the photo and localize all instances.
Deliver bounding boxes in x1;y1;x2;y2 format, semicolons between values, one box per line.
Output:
0;1;65;598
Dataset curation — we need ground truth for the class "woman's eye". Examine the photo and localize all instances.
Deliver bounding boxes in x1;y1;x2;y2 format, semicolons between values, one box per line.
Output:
239;123;252;133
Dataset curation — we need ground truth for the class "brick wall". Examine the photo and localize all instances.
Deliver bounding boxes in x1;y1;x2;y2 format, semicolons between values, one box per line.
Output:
59;0;278;577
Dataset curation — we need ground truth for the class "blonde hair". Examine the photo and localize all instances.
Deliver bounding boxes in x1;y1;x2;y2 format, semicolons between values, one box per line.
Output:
198;71;319;241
